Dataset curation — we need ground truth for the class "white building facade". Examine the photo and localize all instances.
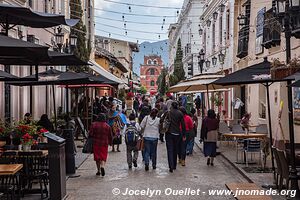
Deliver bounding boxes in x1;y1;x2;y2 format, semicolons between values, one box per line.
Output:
0;0;94;121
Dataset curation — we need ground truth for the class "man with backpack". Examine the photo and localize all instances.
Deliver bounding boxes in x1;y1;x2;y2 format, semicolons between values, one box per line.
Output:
123;113;141;169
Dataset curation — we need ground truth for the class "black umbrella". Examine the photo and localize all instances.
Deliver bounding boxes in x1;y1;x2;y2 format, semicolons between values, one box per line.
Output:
8;68;97;131
0;35;49;64
0;3;78;30
0;70;18;80
212;58;295;179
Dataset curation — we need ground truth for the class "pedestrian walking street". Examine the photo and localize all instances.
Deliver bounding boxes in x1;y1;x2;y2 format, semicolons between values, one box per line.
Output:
66;141;246;200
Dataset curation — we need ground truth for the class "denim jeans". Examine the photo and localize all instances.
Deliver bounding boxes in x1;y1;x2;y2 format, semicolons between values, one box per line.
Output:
186;138;195;155
177;136;187;160
165;133;180;170
143;138;158;167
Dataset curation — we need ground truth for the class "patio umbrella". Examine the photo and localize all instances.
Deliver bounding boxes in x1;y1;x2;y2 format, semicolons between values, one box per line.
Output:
0;70;18;81
8;69;98;131
212;57;295;178
0;3;78;31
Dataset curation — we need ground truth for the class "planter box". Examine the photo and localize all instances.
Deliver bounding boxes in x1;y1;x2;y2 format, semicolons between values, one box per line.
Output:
270;66;300;80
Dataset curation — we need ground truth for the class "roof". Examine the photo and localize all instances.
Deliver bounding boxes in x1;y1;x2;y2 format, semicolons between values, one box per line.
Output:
0;3;78;28
95;47;128;73
89;60;125;85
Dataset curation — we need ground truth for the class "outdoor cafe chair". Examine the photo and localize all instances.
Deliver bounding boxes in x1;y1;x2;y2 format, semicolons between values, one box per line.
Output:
218;121;231;146
232;124;246;162
244;139;262;167
272;147;282;189
276;149;291;191
255;124;268;134
18;151;48;199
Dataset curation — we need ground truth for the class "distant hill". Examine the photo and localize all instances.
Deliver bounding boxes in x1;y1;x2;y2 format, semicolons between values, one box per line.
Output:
133;40;169;75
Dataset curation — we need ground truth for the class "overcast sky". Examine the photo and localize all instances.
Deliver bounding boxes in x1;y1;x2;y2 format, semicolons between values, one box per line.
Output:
94;0;184;43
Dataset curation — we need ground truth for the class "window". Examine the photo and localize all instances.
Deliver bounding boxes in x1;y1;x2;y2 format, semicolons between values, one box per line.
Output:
153;60;157;65
226;9;230;41
219;15;223;45
212;23;216;52
149;68;155;75
44;0;48;13
28;0;33;8
259;85;266;119
147;59;152;65
150;80;155;86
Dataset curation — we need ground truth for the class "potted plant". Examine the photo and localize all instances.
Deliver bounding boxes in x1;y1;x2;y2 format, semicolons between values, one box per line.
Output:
0;122;12;145
21;133;36;151
271;57;300;79
13;124;37;146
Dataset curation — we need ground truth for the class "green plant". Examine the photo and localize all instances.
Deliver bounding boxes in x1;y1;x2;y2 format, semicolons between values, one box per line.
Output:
211;92;223;107
271;58;284;68
140;85;147;95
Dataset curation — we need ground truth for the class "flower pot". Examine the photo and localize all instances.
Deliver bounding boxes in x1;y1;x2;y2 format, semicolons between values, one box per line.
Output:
271;66;300;80
22;144;31;151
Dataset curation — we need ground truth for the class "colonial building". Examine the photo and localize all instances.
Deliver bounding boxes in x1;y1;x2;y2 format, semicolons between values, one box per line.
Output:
94;35;139;85
140;55;164;93
0;0;94;121
232;0;300;142
168;0;205;77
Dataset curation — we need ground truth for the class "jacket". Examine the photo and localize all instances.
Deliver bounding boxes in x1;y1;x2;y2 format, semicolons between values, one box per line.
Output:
140;115;160;139
200;117;219;140
168;108;186;136
89;122;112;146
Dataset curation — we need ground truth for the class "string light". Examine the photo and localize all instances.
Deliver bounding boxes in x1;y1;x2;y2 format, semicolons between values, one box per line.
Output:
122;15;125;21
128;6;132;12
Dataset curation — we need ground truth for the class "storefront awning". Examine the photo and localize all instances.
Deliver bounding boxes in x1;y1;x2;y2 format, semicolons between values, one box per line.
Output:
89;60;125;85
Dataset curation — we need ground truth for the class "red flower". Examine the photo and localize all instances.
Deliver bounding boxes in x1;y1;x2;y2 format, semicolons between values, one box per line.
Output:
127;92;134;98
39;128;48;133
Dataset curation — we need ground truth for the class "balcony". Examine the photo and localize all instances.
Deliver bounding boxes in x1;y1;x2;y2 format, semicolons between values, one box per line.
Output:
237;26;249;59
184;43;191;56
291;13;300;39
262;10;281;49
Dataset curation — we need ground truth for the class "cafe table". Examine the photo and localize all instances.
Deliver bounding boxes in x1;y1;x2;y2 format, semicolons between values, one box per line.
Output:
5;150;48;157
0;164;23;200
222;133;267;163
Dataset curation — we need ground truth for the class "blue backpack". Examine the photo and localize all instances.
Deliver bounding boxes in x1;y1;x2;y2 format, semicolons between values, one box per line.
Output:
125;122;139;145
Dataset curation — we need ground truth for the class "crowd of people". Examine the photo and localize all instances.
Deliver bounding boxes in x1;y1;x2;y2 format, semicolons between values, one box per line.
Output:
88;94;222;177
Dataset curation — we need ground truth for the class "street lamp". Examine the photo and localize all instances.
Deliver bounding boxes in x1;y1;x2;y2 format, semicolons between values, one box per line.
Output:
198;49;205;74
212;56;217;66
69;34;77;48
219;4;226;12
218;51;225;64
213;12;218;21
206;19;211;27
237;14;247;26
205;59;211;69
198;27;203;35
55;27;64;52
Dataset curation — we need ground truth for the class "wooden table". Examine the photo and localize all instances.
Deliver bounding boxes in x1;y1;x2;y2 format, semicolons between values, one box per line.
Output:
0;164;23;175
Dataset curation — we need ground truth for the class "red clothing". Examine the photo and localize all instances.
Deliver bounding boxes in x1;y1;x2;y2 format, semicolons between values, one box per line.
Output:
89;122;112;147
180;114;194;132
93;145;108;161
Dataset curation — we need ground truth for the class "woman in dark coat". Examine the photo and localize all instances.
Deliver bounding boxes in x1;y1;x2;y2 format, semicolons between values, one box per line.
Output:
89;113;112;176
37;114;54;132
200;109;219;166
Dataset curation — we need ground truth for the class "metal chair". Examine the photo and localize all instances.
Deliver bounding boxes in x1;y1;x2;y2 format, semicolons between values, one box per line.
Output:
276;149;291;191
244;139;262;167
272;147;282;189
18;151;48;199
255;124;268;134
232;124;246;162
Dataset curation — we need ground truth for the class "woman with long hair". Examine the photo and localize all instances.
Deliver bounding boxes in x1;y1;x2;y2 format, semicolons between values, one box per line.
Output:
89;113;112;176
140;108;160;171
200;109;219;166
37;114;54;132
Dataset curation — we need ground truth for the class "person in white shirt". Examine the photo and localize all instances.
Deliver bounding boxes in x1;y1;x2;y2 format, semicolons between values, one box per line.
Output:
123;113;141;169
140;108;160;171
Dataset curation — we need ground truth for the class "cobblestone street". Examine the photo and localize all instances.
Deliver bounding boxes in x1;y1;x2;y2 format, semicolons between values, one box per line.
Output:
66;141;246;200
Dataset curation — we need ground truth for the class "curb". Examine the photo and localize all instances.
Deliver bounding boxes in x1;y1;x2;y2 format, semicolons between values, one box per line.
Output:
195;141;253;183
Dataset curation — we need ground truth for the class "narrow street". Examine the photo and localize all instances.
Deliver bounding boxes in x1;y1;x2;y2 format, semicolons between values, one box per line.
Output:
66;141;246;200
